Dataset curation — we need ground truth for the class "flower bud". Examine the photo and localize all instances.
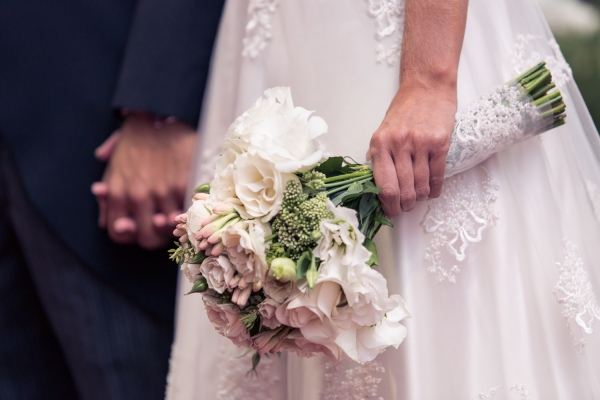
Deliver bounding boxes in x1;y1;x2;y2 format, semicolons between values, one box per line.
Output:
186;278;208;295
252;280;263;292
269;258;297;282
311;230;323;241
306;268;318;290
234;286;253;307
228;274;242;289
212;203;236;215
194;183;211;194
178;234;188;244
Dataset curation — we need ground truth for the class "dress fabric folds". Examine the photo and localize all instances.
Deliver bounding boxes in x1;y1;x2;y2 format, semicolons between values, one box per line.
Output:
166;0;600;398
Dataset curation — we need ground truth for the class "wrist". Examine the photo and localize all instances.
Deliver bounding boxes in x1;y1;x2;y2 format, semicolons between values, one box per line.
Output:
400;64;458;94
121;108;179;129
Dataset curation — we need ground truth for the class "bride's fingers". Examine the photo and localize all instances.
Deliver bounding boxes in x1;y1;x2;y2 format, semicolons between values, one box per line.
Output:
413;152;430;201
428;152;447;198
394;151;416;212
371;148;401;218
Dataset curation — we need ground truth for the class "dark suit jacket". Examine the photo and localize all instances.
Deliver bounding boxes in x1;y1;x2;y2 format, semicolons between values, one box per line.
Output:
0;0;224;322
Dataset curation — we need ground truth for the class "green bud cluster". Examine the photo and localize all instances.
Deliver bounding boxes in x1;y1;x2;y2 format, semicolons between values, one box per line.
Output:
272;181;333;259
301;169;326;191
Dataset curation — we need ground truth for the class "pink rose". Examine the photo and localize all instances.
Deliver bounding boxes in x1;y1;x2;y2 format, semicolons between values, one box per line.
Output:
258;297;282;329
203;295;250;347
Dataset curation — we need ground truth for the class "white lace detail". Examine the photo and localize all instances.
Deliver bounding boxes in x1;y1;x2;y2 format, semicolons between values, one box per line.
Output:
585;180;600;224
216;345;279;400
367;0;405;65
445;85;542;178
553;239;600;353
242;0;279;58
512;34;573;87
422;168;499;283
479;384;532;400
320;361;385;400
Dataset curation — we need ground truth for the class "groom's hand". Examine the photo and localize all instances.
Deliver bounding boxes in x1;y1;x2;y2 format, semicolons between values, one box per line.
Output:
369;85;456;218
100;115;196;249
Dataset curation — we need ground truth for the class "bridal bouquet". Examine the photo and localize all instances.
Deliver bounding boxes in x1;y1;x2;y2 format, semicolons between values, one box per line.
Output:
171;86;410;365
170;61;565;366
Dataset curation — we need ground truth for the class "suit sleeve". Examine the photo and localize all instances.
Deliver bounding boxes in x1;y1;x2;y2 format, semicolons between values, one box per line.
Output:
111;0;225;128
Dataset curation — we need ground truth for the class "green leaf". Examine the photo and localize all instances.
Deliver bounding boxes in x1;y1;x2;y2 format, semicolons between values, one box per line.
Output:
331;181;365;206
189;251;208;264
361;180;382;194
358;193;378;221
374;215;394;228
363;238;379;266
316;157;344;174
296;250;312;280
186;278;208;294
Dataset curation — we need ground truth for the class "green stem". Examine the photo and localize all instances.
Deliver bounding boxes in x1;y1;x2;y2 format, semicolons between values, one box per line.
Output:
325;177;372;196
322;174;373;188
511;61;546;84
264;233;278;242
323;170;372;184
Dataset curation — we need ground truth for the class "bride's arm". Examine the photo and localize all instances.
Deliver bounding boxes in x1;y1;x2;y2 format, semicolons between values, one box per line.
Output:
369;0;468;217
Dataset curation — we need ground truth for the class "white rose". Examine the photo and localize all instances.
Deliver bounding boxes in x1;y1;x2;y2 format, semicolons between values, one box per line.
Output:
221;220;271;283
203;295;251;347
181;262;203;284
334;295;410;363
232;152;298;222
262;274;293;303
199;256;235;293
258;297;282;329
186;197;213;252
247;87;327;173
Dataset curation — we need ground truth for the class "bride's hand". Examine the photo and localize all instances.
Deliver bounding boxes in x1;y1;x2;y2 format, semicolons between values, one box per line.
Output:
369;85;457;217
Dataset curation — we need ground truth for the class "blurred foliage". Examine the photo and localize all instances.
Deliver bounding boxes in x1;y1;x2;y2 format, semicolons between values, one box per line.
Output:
555;31;600;131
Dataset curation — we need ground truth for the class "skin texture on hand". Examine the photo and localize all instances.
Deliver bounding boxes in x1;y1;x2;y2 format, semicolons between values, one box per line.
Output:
369;0;469;218
97;115;196;249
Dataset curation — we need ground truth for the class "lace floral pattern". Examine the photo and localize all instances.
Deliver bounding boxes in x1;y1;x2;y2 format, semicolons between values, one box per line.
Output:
422;168;499;283
216;344;279;400
553;239;600;352
367;0;405;65
479;384;533;400
320;361;385;400
512;34;572;87
242;0;279;58
445;85;541;178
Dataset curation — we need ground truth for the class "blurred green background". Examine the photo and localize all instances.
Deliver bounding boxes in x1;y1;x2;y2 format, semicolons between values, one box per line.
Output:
542;0;600;130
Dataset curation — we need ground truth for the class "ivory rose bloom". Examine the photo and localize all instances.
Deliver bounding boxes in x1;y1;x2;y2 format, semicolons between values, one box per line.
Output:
203;295;250;347
199;256;235;293
185;197;212;252
221;220;271;283
232;152;297;221
226;87;327;173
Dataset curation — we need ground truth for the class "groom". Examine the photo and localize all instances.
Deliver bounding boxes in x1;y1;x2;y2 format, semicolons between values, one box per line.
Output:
0;0;223;399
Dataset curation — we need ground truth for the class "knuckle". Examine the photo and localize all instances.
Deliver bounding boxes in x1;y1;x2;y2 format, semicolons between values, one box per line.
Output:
430;132;451;150
399;190;416;204
429;175;445;188
379;184;400;202
415;185;430;200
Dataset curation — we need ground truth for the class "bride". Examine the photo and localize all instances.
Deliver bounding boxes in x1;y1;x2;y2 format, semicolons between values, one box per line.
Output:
166;0;600;398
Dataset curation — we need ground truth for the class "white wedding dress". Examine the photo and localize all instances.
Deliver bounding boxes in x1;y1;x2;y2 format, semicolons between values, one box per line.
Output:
166;0;600;398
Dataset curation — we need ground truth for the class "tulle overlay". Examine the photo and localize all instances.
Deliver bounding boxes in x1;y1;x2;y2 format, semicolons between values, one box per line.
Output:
166;0;600;398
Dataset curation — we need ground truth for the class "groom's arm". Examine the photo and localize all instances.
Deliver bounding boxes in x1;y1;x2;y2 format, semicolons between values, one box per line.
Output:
99;0;224;249
369;0;468;217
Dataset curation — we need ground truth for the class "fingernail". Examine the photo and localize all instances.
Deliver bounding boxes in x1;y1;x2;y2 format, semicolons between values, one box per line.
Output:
114;217;136;233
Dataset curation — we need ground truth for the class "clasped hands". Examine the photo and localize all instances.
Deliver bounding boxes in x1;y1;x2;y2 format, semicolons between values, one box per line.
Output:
92;86;455;249
92;115;196;249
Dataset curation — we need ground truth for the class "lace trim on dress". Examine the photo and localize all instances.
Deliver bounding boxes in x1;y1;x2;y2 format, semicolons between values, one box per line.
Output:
553;239;600;353
367;0;405;65
216;344;279;400
320;361;385;400
479;384;533;400
242;0;280;58
512;34;572;88
421;168;499;283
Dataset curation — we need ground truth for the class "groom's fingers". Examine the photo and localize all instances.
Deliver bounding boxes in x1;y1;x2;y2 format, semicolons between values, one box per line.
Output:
107;192;136;244
131;193;168;249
